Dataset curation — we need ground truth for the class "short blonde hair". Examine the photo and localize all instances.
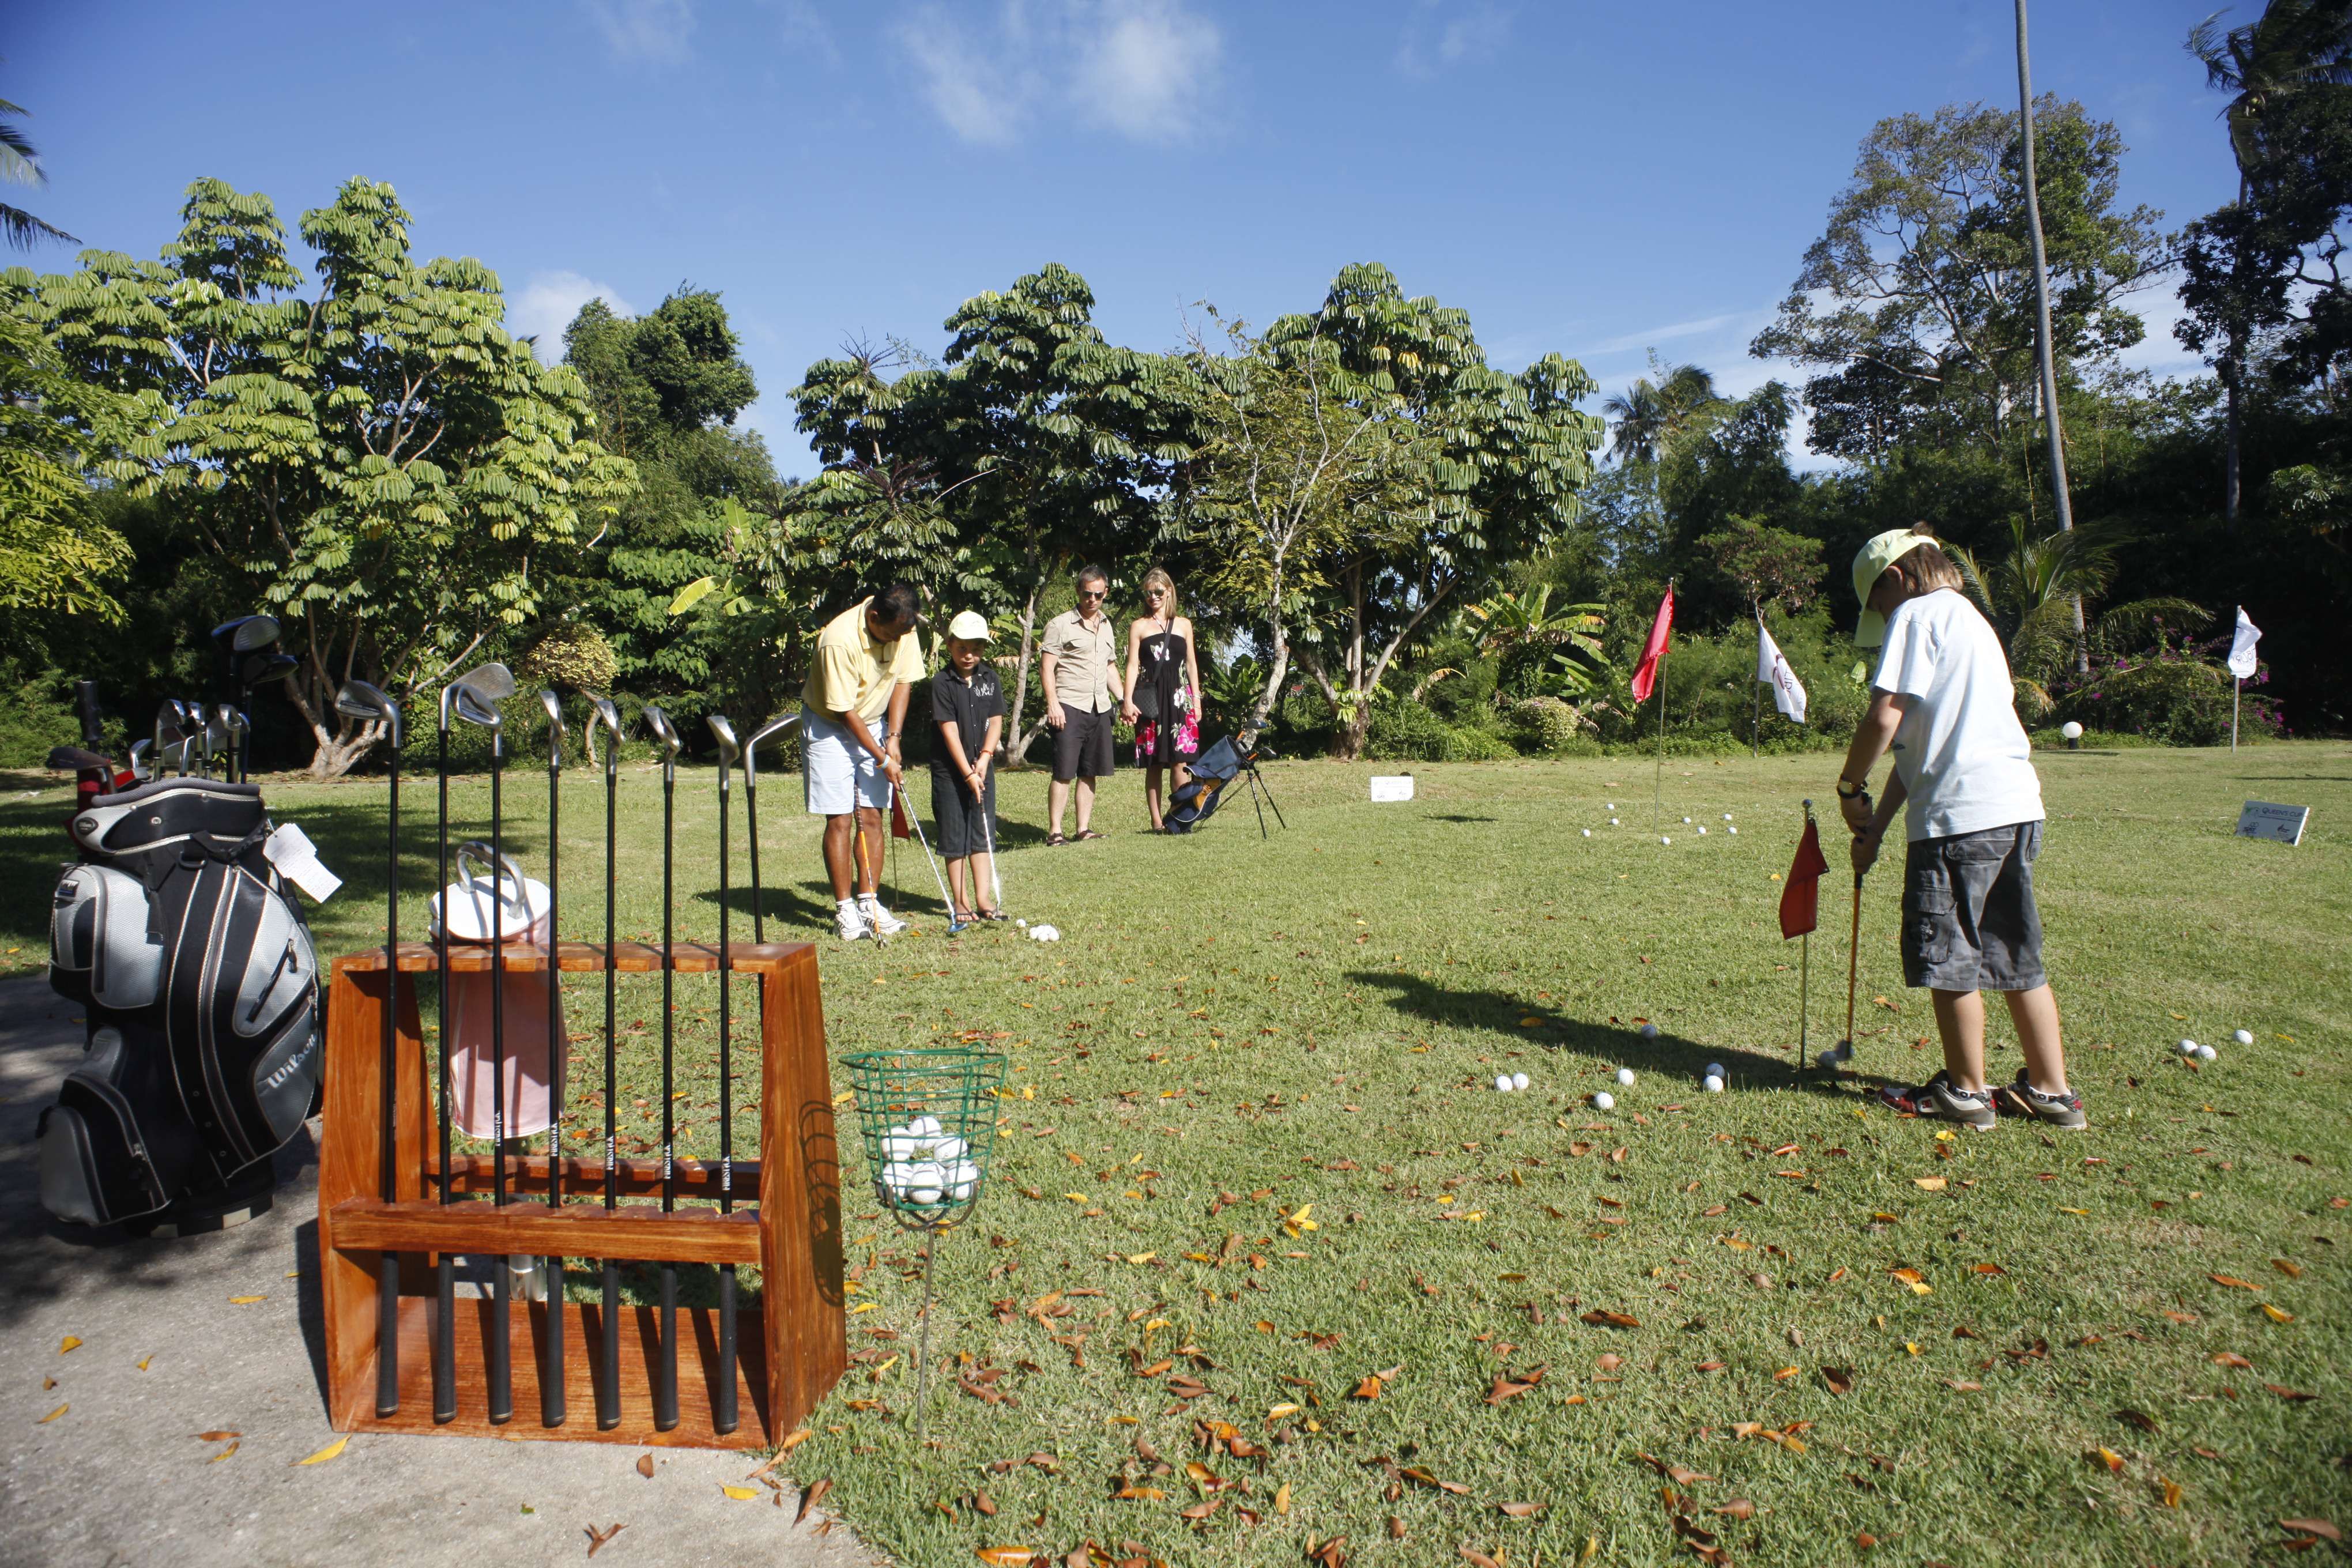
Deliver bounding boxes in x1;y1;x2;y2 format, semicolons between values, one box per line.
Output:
1141;566;1178;619
1887;525;1965;596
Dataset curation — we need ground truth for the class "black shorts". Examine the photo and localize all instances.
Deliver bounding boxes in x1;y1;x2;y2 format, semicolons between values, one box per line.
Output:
1902;821;2047;993
929;768;997;860
1051;705;1116;782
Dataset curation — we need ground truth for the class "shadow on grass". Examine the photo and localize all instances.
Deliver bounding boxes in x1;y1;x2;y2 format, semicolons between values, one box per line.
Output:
1423;813;1498;824
1343;968;1861;1094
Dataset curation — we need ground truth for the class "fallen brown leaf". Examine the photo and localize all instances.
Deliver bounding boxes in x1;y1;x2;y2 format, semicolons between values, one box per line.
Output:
974;1550;1036;1566
1712;1499;1756;1520
2266;1384;2319;1403
797;1476;831;1523
2213;1352;2254;1370
1497;1501;1543;1517
2280;1519;2342;1543
2115;1409;2159;1433
585;1523;625;1558
196;1430;239;1442
636;1453;655;1479
2210;1274;2262;1291
1460;1549;1501;1568
1581;1310;1639;1328
1821;1366;1855;1396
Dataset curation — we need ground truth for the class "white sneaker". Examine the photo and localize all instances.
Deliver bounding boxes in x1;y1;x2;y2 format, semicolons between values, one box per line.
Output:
861;898;908;936
835;901;871;942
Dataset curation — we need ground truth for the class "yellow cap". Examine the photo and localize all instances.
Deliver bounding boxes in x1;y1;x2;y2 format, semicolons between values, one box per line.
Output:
946;609;992;642
1850;529;1935;648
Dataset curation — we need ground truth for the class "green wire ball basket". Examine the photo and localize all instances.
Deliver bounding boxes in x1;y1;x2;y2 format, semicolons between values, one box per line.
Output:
842;1047;1008;1232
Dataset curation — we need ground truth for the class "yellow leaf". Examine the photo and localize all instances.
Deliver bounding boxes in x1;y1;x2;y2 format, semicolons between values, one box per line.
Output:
58;1336;81;1355
1125;1253;1156;1265
37;1404;67;1424
293;1437;348;1466
1064;1193;1089;1204
975;1551;1038;1566
2158;1475;2181;1509
850;1302;880;1314
227;1295;267;1305
1905;1343;1921;1356
136;1356;152;1371
2210;1275;2263;1290
207;1440;239;1464
1463;1211;1485;1222
2058;1207;2087;1216
2092;1447;2124;1472
1275;1483;1292;1515
831;1090;855;1105
1933;1130;1956;1143
721;1485;760;1501
1267;1403;1301;1420
2261;1304;2296;1324
1913;1176;1947;1192
779;1429;813;1453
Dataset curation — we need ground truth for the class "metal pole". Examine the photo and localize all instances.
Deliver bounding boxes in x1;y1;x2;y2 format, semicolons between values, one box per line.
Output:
593;700;621;1430
1651;640;1667;835
913;1227;938;1452
540;694;565;1427
2233;678;2241;752
2016;0;2086;672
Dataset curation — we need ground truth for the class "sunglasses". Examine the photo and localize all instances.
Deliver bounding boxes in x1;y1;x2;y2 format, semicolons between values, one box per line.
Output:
1145;589;1166;598
1078;589;1106;600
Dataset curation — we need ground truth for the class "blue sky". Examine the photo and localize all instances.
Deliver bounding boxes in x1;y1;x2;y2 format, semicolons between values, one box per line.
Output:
15;1;2238;474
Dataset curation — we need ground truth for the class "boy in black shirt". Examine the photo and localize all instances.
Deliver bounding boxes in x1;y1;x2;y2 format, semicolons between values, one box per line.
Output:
930;610;1007;922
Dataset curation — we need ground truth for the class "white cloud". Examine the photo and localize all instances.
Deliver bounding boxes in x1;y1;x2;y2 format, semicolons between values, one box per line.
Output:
895;0;1221;147
1397;2;1512;78
1588;311;1750;358
509;271;635;362
1072;0;1221;142
582;0;696;66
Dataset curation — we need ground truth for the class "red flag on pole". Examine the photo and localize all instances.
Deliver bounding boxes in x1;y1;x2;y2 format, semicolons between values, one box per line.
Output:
1780;817;1830;939
890;788;914;840
1630;587;1675;703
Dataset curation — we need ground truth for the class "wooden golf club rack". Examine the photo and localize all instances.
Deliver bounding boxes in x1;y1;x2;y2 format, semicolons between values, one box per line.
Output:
315;938;847;1449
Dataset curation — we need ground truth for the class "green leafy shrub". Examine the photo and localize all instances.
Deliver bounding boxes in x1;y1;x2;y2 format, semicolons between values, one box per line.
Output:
2052;655;2274;745
1505;695;1590;755
518;623;621;695
0;672;79;768
1364;698;1457;761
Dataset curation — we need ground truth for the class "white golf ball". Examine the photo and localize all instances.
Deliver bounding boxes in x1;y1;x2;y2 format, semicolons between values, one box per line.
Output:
1697;825;1708;835
1727;826;1736;835
2060;721;2084;740
1682;816;1692;824
2177;1038;2198;1056
2233;1028;2253;1046
1592;1091;1615;1111
1511;1072;1530;1091
2196;1043;2218;1062
1722;813;1733;821
1661;835;1672;845
1494;1074;1514;1093
1607;802;1616;810
1615;1067;1635;1087
1638;1022;1659;1040
1582;828;1592;838
1610;817;1620;827
1703;1074;1725;1094
1705;1062;1725;1079
1016;918;1028;928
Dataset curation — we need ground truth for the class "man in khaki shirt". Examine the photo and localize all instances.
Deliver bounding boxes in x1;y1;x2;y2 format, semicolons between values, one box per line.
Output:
801;583;924;941
1038;563;1124;843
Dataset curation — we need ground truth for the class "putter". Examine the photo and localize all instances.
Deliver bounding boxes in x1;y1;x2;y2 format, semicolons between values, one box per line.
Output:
707;715;742;1434
1826;789;1872;1074
742;715;799;945
448;676;512;1423
640;703;684;1432
979;777;1005;918
536;688;567;1427
897;781;962;933
334;681;404;1416
586;697;626;1429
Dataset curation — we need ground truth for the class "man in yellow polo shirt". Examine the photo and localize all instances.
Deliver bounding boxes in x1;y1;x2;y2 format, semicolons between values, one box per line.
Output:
802;583;925;941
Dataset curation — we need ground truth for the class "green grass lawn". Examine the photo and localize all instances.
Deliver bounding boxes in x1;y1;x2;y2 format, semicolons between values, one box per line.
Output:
4;745;2348;1566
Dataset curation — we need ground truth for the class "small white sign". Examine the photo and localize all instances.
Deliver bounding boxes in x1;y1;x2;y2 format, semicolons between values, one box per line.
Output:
264;820;343;901
1369;774;1415;802
2235;801;2309;846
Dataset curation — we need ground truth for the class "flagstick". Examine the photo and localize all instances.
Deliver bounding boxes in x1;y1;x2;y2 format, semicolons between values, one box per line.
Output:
1751;680;1761;760
2232;677;2240;753
1652;642;1667;835
1800;930;1810;1070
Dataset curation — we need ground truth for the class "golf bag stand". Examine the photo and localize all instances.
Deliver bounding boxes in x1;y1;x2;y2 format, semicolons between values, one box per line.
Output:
38;777;324;1235
1162;734;1287;839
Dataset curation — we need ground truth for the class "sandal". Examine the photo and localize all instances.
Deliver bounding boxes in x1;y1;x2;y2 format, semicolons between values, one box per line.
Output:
1079;828;1106;840
977;907;1009;922
1046;833;1067;846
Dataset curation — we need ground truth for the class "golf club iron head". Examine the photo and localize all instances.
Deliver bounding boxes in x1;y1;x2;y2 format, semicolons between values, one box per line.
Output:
334;679;404;748
439;662;517;730
127;738;152;781
707;714;740;781
237;651;297;690
587;697;624;770
742;713;798;788
641;704;681;777
537;689;565;766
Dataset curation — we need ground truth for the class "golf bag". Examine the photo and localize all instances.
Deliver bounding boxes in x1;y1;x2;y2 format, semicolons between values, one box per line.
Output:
1163;735;1250;835
37;777;323;1228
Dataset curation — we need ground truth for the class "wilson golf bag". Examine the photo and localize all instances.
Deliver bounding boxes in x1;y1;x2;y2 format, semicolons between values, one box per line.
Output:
37;777;323;1229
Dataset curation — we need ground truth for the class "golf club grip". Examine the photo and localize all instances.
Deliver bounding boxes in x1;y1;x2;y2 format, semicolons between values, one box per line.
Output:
434;1258;456;1422
715;1267;738;1434
655;1267;679;1430
75;681;103;749
597;1262;621;1428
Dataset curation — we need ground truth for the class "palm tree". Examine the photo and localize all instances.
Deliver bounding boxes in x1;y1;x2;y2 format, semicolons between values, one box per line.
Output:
1600;361;1720;468
0;95;75;251
2185;2;2352;519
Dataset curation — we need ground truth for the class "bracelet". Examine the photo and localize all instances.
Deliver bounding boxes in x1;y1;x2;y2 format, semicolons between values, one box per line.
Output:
1835;777;1865;800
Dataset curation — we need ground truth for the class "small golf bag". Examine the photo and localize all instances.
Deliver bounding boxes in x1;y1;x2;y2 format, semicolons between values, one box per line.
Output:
1163;736;1247;835
37;777;323;1228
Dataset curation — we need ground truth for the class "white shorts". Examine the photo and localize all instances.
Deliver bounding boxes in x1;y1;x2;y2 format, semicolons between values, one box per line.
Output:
802;707;893;816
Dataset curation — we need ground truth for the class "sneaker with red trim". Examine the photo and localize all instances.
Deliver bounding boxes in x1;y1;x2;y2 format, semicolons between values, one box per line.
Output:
1878;1070;1997;1132
1994;1070;2087;1131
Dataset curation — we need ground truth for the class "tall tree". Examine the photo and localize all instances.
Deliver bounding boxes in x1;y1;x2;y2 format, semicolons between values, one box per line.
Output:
0;95;74;251
24;178;635;777
0;299;132;634
1754;99;2169;462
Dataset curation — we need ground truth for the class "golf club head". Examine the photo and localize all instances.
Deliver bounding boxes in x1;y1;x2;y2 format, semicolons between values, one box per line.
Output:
641;703;681;778
707;715;740;783
537;689;565;767
237;651;297;689
439;662;517;729
47;745;114;774
335;679;404;748
587;697;624;771
127;738;152;780
450;683;502;732
211;614;282;655
743;713;798;787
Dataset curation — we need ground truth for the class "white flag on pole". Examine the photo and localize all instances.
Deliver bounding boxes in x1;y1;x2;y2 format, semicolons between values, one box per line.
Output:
1756;616;1808;723
2227;606;2261;680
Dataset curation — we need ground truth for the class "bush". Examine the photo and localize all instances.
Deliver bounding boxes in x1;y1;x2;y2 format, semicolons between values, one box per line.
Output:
1587;610;1864;754
2051;655;2278;746
1363;699;1457;761
0;671;80;768
1505;695;1590;755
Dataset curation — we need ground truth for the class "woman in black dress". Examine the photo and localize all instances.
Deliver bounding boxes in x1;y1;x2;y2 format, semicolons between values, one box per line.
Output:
1120;567;1203;831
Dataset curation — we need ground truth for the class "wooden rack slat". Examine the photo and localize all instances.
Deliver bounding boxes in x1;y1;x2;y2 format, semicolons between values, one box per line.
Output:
429;1153;763;1203
330;1197;762;1265
336;940;802;974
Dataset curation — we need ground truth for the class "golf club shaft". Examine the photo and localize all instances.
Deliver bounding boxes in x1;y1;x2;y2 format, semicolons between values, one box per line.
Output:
746;773;763;945
1845;875;1863;1051
435;718;457;1424
714;751;737;1435
900;783;957;919
375;748;401;1416
599;739;620;1430
542;737;564;1428
487;733;511;1425
655;763;678;1432
983;774;1002;912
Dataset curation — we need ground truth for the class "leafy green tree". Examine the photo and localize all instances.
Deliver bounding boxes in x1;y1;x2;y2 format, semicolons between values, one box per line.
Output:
1754;99;2169;462
21;178;635;777
0;297;133;633
0;95;73;251
1695;514;1826;618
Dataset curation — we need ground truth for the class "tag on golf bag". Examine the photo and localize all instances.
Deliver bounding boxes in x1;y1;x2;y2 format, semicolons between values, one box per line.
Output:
38;777;322;1228
263;820;341;902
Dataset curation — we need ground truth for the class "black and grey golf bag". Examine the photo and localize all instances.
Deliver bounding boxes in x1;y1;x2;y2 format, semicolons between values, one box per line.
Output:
37;777;323;1229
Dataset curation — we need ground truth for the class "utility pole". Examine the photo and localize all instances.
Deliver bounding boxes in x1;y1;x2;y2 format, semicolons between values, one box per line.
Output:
2015;0;2090;673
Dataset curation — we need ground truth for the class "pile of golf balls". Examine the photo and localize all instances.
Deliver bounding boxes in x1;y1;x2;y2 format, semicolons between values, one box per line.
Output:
1492;1071;1531;1092
1702;1061;1727;1093
1026;923;1062;943
2177;1038;2216;1061
874;1115;978;1207
1615;1067;1637;1087
1592;1090;1615;1111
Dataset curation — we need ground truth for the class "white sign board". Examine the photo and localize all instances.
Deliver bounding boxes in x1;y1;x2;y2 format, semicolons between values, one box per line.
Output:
1369;775;1415;802
2236;801;2309;846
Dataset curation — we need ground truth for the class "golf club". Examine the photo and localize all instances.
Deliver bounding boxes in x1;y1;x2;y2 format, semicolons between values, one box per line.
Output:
707;714;741;1435
436;660;514;1422
742;714;799;946
586;696;625;1430
216;704;247;784
334;680;404;1418
1827;786;1872;1074
191;703;217;779
896;782;961;933
640;702;684;1432
211;616;288;778
980;785;1005;918
448;677;511;1423
536;688;566;1428
127;738;152;782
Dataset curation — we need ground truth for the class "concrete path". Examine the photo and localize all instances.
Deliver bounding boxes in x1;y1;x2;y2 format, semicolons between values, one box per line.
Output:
1;977;881;1568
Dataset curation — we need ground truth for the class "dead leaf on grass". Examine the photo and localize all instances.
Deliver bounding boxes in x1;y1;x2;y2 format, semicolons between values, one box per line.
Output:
2281;1519;2342;1543
796;1476;831;1523
2210;1274;2263;1291
1581;1310;1639;1328
1821;1366;1855;1396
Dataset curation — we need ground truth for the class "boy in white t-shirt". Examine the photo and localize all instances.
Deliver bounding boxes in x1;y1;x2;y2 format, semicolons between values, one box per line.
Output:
1835;526;2085;1132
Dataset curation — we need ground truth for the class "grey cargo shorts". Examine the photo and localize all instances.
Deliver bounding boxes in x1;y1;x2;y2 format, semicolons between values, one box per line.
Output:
1901;820;2048;993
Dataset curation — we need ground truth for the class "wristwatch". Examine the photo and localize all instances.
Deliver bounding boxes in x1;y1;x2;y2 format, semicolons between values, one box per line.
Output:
1835;777;1867;800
